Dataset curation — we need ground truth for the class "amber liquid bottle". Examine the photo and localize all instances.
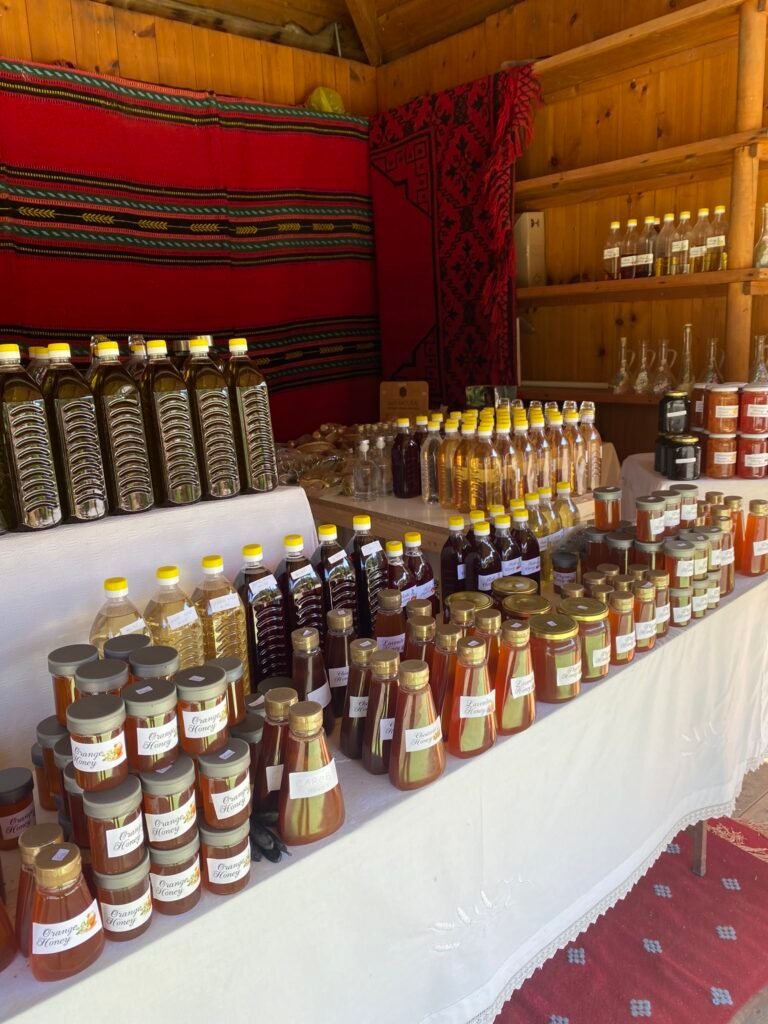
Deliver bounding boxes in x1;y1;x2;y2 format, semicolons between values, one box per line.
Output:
278;701;344;846
254;686;298;814
446;637;497;758
404;531;439;617
291;627;334;735
374;588;407;654
385;540;418;606
431;622;462;721
325;607;354;716
404;615;436;669
390;660;445;791
349;514;387;636
340;638;377;759
184;337;240;500
278;534;326;639
494;619;535;735
512;509;541;587
472;607;502;683
493;514;522;577
235;543;289;682
742;499;768;575
441;517;470;612
362;649;400;775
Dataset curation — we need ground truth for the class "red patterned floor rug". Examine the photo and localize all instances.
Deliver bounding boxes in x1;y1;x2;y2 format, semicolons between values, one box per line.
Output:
497;819;768;1023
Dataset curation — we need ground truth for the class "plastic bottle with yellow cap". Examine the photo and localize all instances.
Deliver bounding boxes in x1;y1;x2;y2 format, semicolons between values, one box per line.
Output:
89;577;151;656
529;408;552;490
0;343;62;531
440;516;470;610
183;337;240;501
465;521;502;594
391;417;421;499
350;515;387;635
403;531;438;615
192;556;250;692
26;345;50;385
144;565;204;669
563;410;587;495
125;335;147;383
512;507;541;587
453;420;476;512
384;539;417;607
513;408;537;496
277;534;325;640
235;543;288;681
224;337;278;495
437;418;460;508
420;420;441;504
316;524;358;633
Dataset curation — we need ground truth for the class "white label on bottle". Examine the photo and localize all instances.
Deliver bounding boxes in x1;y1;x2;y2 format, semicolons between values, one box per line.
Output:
101;886;152;934
459;692;496;719
721;546;735;565
675;558;694;577
328;666;349;690
592;646;611;668
650;516;666;536
556;661;582;688
675;457;697;464
603;246;620;260
537;533;549;551
656;603;671;624
361;540;382;557
717;405;739;419
457;564;466;580
666;409;687;419
416;579;436;600
692;594;708;613
690;245;706;259
478;572;502;592
744;452;768;468
0;801;35;841
307;680;331;708
554;569;577;587
145;792;197;844
708;584;720;603
503;557;522;576
709;548;722;567
266;764;284;792
348;695;369;718
635;620;657;641
208;592;241;614
136;717;178;756
521;557;541;576
105;815;144;859
636;252;653;266
746;403;768;418
71;731;127;774
290;563;315;582
182;702;228;744
681;503;697;521
166;605;198;630
327;549;347;566
379;717;395;741
377;634;405;653
672;240;689;253
754;539;768;557
401;586;417;606
620;255;636;267
694;556;709;576
714;449;737;465
665;509;681;528
695;399;704;414
210;775;251;821
673;604;692;624
615;633;636;655
288;759;338;799
32;899;102;954
119;618;146;636
707;234;726;248
150;857;201;903
248;574;278;599
510;671;535;698
404;718;442;752
207;847;251;886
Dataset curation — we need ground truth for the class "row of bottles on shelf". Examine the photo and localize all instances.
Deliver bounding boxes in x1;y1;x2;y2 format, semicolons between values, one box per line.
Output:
0;336;278;533
603;207;728;280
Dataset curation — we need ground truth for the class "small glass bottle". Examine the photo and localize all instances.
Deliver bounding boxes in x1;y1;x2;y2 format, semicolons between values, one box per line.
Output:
689;207;712;273
608;591;636;665
140;756;197;851
148;833;201;916
174;664;229;757
529;613;581;703
620;218;638;278
15;823;64;955
446;638;496;758
391;418;421;499
352;439;376;500
441;516;471;607
372;436;393;496
198;738;252;830
93;851;152;942
291;627;334;734
558;598;610;682
404;530;438;614
278;701;345;845
742;499;768;576
143;565;204;671
362;649;400;775
715;511;735;596
325;608;354;716
634;215;656;278
199;821;251;896
89;576;151;656
385;539;417;606
375;588;407;653
390;660;445;790
670;587;693;626
603;220;622;279
254;686;298;813
340;638;377;759
633;581;657;652
67;696;128;793
554;480;581;535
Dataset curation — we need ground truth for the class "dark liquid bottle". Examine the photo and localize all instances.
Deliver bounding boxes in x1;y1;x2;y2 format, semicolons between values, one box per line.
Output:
512;510;542;588
253;685;297;813
465;522;501;594
404;614;436;670
349;515;387;636
391;419;421;498
339;638;377;759
184;337;240;500
225;338;278;494
362;649;400;775
404;531;439;617
324;607;354;716
291;627;334;734
431;622;461;721
316;524;358;633
441;518;470;613
385;541;417;607
374;589;407;655
278;534;326;640
236;544;289;683
493;515;522;577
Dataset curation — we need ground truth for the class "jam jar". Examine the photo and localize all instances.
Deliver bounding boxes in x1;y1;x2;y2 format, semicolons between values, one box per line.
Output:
632;539;664;570
737;434;768;479
148;832;201;915
199;822;251;896
127;645;180;685
666;435;701;481
140;756;197;851
739;384;768;434
635;495;666;542
582;571;606;597
697;525;723;571
74;659;129;700
529;613;581;703
664;538;696;588
670;587;692;627
692;580;709;619
48;644;98;727
175;665;229;756
706;384;740;434
659;391;690;435
593;487;622;531
0;768;35;850
670;484;699;528
679;531;711;580
648;569;670;637
66;696;128;793
63;763;89;848
558;598;610;682
122;678;178;772
707;569;721;609
37;715;68;801
197;738;252;830
551;549;578;594
651;490;681;537
83;775;145;876
206;656;246;726
605;532;634;573
706;434;737;478
654;434;671;475
93;851;152;942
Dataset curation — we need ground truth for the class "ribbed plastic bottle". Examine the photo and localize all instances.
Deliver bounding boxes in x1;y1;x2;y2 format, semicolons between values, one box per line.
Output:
403;531;438;615
225;337;278;494
278;534;326;640
89;576;151;655
453;422;476;513
437;418;460;508
316;524;358;631
0;343;62;531
27;346;50;385
125;337;147;383
192;554;250;693
144;564;205;669
349;515;387;636
579;405;603;492
513;409;537;496
89;339;154;514
184;336;240;500
235;543;289;682
42;342;108;524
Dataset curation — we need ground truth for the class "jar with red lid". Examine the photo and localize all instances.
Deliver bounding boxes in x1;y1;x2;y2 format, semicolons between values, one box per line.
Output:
632;539;664;569
605;532;634;573
593;487;621;531
739;384;768;433
122;678;178;772
36;715;68;802
83;775;145;876
148;832;201;915
197;738;252;829
648;569;670;637
66;696;128;793
62;763;89;848
205;656;246;726
230;712;264;784
706;384;740;434
127;645;180;685
706;434;737;478
140;756;197;850
692;383;708;429
48;644;98;727
529;613;581;703
175;665;229;756
0;768;35;850
635;495;666;543
74;659;129;701
199;821;251;896
93;850;152;942
737;434;768;479
558;599;610;682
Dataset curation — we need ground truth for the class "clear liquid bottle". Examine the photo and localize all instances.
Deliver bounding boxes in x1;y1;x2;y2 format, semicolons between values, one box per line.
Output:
225;338;278;494
689;208;712;274
547;411;571;486
634;216;656;278
349;515;387;637
144;565;204;669
672;210;693;274
89;576;151;655
353;440;376;500
525;492;551;582
192;554;250;693
654;213;676;276
465;521;501;594
701;337;724;384
469;424;502;509
168;338;190;373
235;543;288;682
372;436;393;496
391;418;421;499
441;516;470;608
529;410;552;489
603;220;622;280
0;343;62;531
437;418;460;508
384;540;417;607
512;508;541;587
404;531;438;615
678;324;696;395
277;534;325;640
749;333;768;385
125;337;147;383
619;218;639;279
184;336;240;500
705;205;728;272
89;340;154;514
562;410;587;494
513;409;537;496
278;701;344;845
316;524;358;632
291;628;334;734
580;406;602;491
495;412;521;505
42;342;107;524
141;339;201;507
452;423;476;513
446;637;496;758
493;513;521;577
610;337;636;396
554;481;580;537
420;421;441;504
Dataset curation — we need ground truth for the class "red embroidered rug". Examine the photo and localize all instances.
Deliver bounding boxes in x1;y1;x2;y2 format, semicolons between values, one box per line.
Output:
498;819;768;1023
0;59;380;437
369;66;539;408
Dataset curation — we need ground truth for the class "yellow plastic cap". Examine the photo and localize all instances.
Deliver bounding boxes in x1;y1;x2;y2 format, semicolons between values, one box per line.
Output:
147;339;167;354
352;515;371;530
610;221;620;230
318;524;338;540
549;412;563;425
403;531;421;546
0;344;20;360
644;215;655;225
448;516;465;530
284;534;303;552
488;505;505;516
432;412;444;422
415;416;428;425
96;341;119;356
509;498;525;510
512;509;530;522
524;492;539;505
698;208;710;216
664;213;675;221
189;337;209;351
156;565;179;582
469;509;485;524
228;337;247;352
474;521;490;536
564;410;579;422
396;418;410;427
48;342;71;356
445;420;459;431
538;487;552;498
680;210;691;219
556;481;571;493
29;346;46;358
714;205;726;215
104;576;128;594
201;554;224;571
242;544;263;560
495;514;511;528
385;540;403;557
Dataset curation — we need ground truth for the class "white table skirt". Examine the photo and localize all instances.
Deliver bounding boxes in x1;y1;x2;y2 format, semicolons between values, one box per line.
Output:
4;569;768;1024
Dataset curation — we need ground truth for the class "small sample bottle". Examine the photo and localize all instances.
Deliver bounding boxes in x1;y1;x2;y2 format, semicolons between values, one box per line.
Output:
340;638;377;759
362;649;400;775
144;565;204;670
174;664;229;757
349;515;387;637
430;622;462;721
446;638;497;759
122;678;178;772
206;655;246;726
184;335;240;499
325;608;355;716
193;555;250;693
278;534;325;639
48;644;99;728
198;738;252;830
93;851;152;942
494;619;535;734
529;612;581;703
83;776;145;876
437;419;461;507
291;626;334;734
670;587;693;626
375;588;407;654
404;615;436;667
148;833;201;916
352;440;376;500
199;822;251;896
278;701;345;845
236;543;288;682
140;756;197;851
633;581;657;652
89;576;150;656
67;696;128;793
254;686;298;813
608;591;636;665
390;660;445;790
316;523;358;631
15;823;64;955
0;768;36;851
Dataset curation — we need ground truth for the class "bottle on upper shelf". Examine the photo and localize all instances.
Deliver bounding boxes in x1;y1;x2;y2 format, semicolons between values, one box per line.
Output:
705;205;728;272
184;336;240;501
688;208;712;274
671;211;693;275
603;221;622;280
634;216;656;279
619;218;639;279
225;337;279;495
391;418;421;499
654;213;676;277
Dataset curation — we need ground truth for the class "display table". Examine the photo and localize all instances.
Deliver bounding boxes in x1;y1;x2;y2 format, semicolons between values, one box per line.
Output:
621;452;768;518
0;487;317;770
4;573;768;1024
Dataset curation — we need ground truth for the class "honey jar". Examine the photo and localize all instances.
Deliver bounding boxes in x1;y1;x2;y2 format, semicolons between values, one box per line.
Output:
66;696;128;793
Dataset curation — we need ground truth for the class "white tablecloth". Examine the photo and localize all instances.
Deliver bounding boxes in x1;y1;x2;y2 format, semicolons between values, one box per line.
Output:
4;570;768;1024
620;452;768;519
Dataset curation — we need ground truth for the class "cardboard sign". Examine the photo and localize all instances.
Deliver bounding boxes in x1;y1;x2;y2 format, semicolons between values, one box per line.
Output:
380;381;429;421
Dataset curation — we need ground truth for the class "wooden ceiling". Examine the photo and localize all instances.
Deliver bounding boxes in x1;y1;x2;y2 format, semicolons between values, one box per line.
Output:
100;0;518;65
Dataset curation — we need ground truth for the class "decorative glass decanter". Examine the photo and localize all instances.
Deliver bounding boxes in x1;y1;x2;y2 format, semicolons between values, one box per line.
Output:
633;339;656;395
677;324;695;395
700;337;724;385
650;339;678;395
611;337;635;394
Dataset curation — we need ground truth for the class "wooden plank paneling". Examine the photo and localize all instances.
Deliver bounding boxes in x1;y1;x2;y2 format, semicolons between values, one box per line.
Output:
70;0;119;76
0;0;32;59
154;17;196;87
113;9;159;83
24;0;77;64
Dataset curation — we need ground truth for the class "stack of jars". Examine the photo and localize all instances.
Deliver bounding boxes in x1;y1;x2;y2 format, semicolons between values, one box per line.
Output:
684;382;768;480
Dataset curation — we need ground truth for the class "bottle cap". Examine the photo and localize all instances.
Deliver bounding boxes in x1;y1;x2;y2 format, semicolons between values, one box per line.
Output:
403;531;422;547
610;220;620;230
66;694;126;736
327;607;354;631
458;637;486;664
396;417;410;428
493;577;537;600
715;205;726;215
228;337;248;354
488;504;505;517
75;658;130;694
406;598;433;620
698;207;710;216
0;344;20;362
399;659;429;690
529;613;578;642
385;540;403;557
495;514;511;528
318;524;338;541
509;498;525;510
83;775;141;820
596;563;620;578
558;597;608;622
644;215;655;225
201;554;224;573
28;346;47;358
449;600;475;626
197;737;251;779
647;569;670;588
96;340;119;358
474;607;501;633
283;534;304;553
370;649;400;677
103;634;151;660
147;339;167;355
469;509;485;524
538;487;552;499
415;416;428;426
427;421;440;432
198;820;251;850
47;643;98;678
291;627;320;652
242;544;263;562
289;701;324;736
104;576;129;597
18;823;64;867
174;665;227;703
502;594;551;619
378;588;403;611
48;342;71;360
724;495;742;509
563;411;578;424
750;499;768;515
352;515;371;531
627;218;638;227
478;426;493;438
448;516;465;531
664;212;675;221
0;767;33;807
680;210;691;219
445;420;459;433
409;615;436;641
128;645;180;679
435;622;462;652
524;493;540;507
156;564;180;584
189;336;209;352
264;686;299;720
474;521;491;537
609;591;634;613
350;638;377;667
512;509;530;522
633;581;656;601
123;678;177;718
34;843;82;889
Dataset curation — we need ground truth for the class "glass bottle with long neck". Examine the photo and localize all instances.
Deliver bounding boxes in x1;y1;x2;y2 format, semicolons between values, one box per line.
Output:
362;649;399;775
224;337;278;494
89;576;151;655
554;481;580;538
431;622;461;721
562;410;586;494
512;508;541;587
391;418;421;499
291;627;334;733
580;408;602;492
672;211;692;275
441;515;470;609
254;685;297;813
620;218;638;279
384;540;417;607
446;637;496;758
548;412;571;487
90;340;154;514
495;413;521;505
324;607;354;717
235;543;288;682
678;324;696;396
453;423;476;513
390;659;444;790
420;421;441;504
465;521;501;594
316;523;358;632
353;440;376;500
473;607;501;683
340;638;377;759
525;492;551;582
634;216;656;278
689;208;712;274
349;515;386;637
529;411;552;489
437;419;460;508
144;564;205;669
142;339;201;506
184;336;240;500
277;534;325;640
469;424;502;509
278;701;344;846
0;343;62;531
513;410;537;495
42;342;107;523
538;487;563;548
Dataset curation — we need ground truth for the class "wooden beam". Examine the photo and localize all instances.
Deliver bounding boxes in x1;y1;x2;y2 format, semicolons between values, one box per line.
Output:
344;0;382;66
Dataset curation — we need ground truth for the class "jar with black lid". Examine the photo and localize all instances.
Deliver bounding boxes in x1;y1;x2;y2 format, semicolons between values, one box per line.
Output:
666;435;701;481
658;391;690;435
654;435;671;475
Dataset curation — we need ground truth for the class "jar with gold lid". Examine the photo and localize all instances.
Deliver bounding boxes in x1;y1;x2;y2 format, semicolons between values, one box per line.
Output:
198;738;252;830
458;591;495;613
501;594;552;623
614;573;634;592
628;564;648;583
558;598;610;682
633;581;657;652
93;850;152;942
664;538;696;589
608;591;635;665
742;498;768;576
670;587;692;627
148;832;201;915
494;620;535;735
590;583;614;603
449;598;476;636
652;490;682;536
48;644;98;728
15;823;64;955
706;569;721;609
122;678;178;772
66;696;128;793
140;755;197;851
666;436;701;482
390;660;445;791
647;569;670;636
605;532;634;574
596;563;620;580
491;575;537;609
529;613;581;703
582;570;606;597
561;582;585;598
278;701;344;845
199;821;251;896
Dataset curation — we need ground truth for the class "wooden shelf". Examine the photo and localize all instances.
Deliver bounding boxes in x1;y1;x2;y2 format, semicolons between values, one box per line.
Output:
517;386;658;407
532;0;743;97
518;269;768;308
516;130;768;210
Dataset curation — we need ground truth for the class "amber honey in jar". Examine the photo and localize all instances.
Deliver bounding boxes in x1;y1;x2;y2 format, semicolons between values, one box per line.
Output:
53;736;72;804
501;594;552;623
679;531;711;581
199;821;251;896
491;576;536;609
230;712;264;784
48;644;98;728
605;532;634;574
738;434;768;479
558;598;610;682
551;549;578;594
63;763;89;848
205;655;246;726
655;490;682;536
126;645;179;686
254;686;298;812
706;384;739;434
669;484;699;527
141;755;197;850
103;634;151;662
608;591;635;665
37;715;68;802
647;569;670;636
0;768;35;851
633;540;665;573
706;434;737;478
66;696;127;793
664;538;696;589
632;581;656;651
670;587;692;627
148;832;201;915
83;775;144;876
278;701;345;845
31;742;54;813
75;659;129;701
529;612;581;703
593;486;621;531
742;498;768;576
582;526;608;573
15;823;64;957
494;619;535;735
635;495;666;543
390;660;445;791
198;738;252;830
93;850;152;942
707;570;721;609
739;384;768;434
121;678;178;773
175;664;229;756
